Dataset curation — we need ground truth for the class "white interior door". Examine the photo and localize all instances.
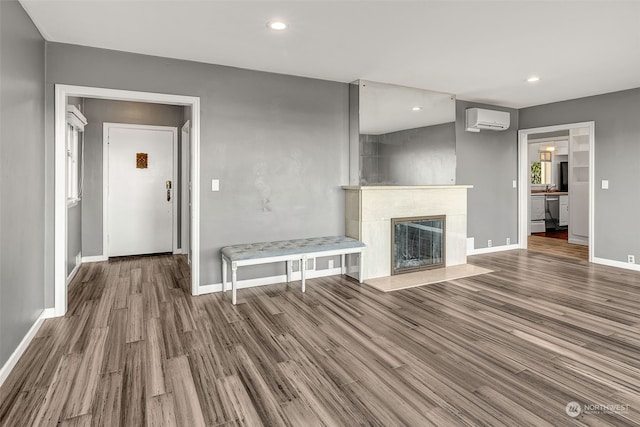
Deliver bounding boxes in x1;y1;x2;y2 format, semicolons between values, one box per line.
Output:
108;125;176;257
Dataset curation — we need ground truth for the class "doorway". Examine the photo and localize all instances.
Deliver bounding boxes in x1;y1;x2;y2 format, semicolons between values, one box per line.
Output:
105;123;178;257
518;122;594;262
54;85;201;316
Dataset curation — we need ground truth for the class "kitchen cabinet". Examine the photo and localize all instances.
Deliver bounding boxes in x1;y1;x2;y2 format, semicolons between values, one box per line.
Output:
531;195;545;220
559;195;569;227
530;195;546;233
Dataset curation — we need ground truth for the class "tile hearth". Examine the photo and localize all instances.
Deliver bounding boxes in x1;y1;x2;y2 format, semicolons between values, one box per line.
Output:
365;264;493;292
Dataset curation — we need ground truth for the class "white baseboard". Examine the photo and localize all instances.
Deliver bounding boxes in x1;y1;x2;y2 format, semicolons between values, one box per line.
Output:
198;267;344;295
592;257;640;272
66;261;81;285
0;308;54;387
468;244;520;256
81;255;108;263
568;238;588;246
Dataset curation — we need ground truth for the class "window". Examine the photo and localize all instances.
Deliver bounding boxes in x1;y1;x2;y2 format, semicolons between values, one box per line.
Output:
531;151;552;185
66;105;87;204
539;151;552;185
66;124;79;201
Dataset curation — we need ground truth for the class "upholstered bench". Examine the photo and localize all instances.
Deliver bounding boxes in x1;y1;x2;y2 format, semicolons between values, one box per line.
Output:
221;236;365;304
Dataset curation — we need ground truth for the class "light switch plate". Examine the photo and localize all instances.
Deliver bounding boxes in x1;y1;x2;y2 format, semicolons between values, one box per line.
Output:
601;180;609;190
211;179;220;192
512;180;517;188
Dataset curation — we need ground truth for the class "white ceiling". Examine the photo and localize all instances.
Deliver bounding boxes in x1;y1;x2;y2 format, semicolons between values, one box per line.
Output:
20;0;640;108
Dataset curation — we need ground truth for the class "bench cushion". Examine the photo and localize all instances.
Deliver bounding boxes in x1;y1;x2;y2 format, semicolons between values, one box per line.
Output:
221;236;365;261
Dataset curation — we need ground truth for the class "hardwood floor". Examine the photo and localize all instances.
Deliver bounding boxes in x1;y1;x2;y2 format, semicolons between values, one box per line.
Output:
532;229;569;240
1;251;640;426
528;234;589;261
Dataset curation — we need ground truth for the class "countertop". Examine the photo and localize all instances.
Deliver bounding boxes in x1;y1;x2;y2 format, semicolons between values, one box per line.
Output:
530;191;568;196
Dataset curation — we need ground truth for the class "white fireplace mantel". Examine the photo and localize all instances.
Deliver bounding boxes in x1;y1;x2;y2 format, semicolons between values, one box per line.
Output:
343;185;473;280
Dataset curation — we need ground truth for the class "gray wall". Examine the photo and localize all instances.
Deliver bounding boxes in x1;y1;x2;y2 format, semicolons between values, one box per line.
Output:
360;123;456;185
44;42;349;294
456;100;519;249
80;98;185;257
67;202;82;274
377;122;456;185
520;88;640;262
0;0;46;366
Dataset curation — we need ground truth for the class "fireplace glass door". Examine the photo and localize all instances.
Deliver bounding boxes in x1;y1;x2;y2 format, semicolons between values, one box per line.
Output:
392;216;445;274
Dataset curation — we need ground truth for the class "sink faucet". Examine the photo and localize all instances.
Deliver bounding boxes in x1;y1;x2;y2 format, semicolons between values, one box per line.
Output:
545;184;556;192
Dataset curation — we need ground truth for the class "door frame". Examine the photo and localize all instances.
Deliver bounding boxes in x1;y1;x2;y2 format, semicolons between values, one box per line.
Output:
103;123;179;257
517;121;595;262
54;84;201;316
181;121;191;263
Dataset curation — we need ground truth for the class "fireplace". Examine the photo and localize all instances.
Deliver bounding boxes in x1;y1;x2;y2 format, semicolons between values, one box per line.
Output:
391;216;446;275
343;185;470;280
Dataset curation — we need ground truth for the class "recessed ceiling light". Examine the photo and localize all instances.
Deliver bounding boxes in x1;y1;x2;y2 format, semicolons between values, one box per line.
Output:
527;76;541;83
412;106;422;111
268;21;287;31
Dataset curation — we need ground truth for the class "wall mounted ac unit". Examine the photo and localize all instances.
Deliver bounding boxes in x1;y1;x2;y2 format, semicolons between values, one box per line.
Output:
465;108;510;132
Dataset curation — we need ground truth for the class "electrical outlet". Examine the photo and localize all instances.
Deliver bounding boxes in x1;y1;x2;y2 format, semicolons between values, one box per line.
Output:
328;259;334;269
506;237;511;245
488;240;492;248
628;255;635;264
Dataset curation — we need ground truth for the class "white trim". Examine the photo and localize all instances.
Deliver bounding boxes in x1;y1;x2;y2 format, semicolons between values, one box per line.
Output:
81;255;108;263
468;244;520;256
527;135;569;144
172;125;179;254
190;98;201;296
55;85;202;317
55;85;68;317
103;123;179;256
467;237;475;254
66;261;81;285
181;121;190;262
198;267;345;295
0;308;55;387
592;257;640;272
568;238;588;246
66;105;88;131
518;121;595;263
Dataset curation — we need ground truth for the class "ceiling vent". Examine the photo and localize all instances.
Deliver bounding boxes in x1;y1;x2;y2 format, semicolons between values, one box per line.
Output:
465;108;510;132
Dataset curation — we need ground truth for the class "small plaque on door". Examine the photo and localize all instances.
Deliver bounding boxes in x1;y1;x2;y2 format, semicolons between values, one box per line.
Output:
136;153;148;169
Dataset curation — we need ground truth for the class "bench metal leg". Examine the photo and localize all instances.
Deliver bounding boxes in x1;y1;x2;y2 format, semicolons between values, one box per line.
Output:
286;260;292;283
341;254;346;275
231;262;238;305
359;251;364;284
221;256;227;292
301;255;307;292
